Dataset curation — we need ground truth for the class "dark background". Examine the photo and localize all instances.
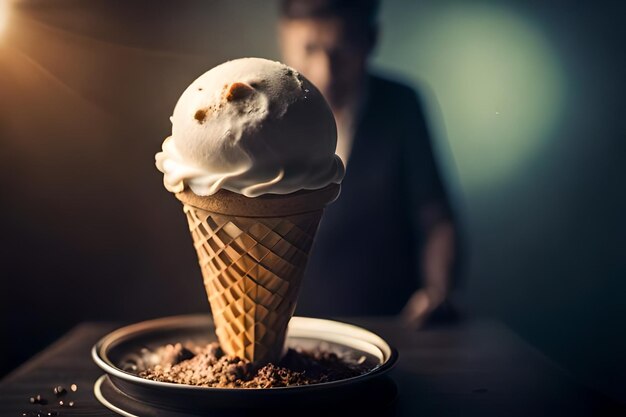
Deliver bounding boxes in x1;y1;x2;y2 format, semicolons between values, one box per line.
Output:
1;0;625;404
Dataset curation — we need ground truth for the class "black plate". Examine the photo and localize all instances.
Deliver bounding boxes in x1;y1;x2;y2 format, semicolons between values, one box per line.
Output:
92;315;398;412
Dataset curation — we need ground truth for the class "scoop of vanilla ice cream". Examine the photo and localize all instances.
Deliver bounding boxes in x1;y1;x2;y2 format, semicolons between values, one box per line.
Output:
155;57;344;198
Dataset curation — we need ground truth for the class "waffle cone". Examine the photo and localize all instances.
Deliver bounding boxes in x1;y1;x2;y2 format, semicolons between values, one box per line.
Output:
176;184;340;365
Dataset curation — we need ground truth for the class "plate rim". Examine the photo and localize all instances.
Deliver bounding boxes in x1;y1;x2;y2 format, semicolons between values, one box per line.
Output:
94;374;138;417
91;314;398;392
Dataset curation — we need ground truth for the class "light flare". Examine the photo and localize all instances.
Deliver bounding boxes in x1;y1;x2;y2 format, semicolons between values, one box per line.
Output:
0;0;10;40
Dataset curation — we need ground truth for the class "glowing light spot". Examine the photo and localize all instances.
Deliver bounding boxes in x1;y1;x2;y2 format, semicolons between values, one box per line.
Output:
376;3;566;190
0;1;9;40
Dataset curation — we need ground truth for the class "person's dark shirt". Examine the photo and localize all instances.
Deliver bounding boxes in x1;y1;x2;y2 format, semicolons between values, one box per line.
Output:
296;73;450;317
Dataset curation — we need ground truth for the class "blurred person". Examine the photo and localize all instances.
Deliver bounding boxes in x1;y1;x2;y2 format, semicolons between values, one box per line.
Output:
279;0;459;326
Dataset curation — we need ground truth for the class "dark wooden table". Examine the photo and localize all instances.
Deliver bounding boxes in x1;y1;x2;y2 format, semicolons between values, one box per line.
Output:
1;318;624;416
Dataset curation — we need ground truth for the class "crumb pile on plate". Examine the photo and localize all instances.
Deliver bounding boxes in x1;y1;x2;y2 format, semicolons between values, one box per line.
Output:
138;342;368;388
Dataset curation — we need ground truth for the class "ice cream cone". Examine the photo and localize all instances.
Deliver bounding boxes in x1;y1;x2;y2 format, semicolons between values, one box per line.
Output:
176;184;340;365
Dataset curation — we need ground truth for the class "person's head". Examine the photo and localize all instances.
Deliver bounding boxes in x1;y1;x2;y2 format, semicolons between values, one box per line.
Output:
279;0;380;111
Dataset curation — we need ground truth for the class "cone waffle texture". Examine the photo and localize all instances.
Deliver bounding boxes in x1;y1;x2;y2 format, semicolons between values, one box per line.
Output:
177;185;339;365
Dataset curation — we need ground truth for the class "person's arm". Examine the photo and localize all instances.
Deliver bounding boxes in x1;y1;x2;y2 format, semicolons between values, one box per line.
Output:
401;202;456;328
399;88;459;328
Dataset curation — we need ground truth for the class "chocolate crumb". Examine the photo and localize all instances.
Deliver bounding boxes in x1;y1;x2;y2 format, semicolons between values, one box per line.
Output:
28;411;49;417
53;385;66;397
22;411;57;417
29;395;47;405
139;342;366;388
